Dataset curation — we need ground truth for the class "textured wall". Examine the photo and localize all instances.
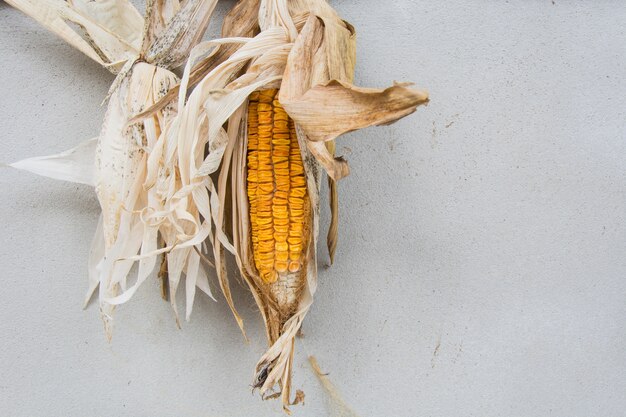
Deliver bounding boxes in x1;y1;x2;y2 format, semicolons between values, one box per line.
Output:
1;1;625;416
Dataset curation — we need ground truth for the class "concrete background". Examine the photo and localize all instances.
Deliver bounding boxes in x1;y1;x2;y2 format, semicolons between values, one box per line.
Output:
1;1;625;416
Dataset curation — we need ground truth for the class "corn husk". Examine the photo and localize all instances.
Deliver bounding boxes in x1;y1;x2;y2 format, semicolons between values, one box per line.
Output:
131;0;428;409
4;0;143;73
8;0;221;337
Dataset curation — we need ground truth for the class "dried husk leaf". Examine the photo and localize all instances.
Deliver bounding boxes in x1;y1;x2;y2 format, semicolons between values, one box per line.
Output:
176;0;262;98
5;0;143;73
281;79;430;144
105;0;222;101
141;0;181;52
69;0;144;49
93;62;180;337
278;15;429;180
326;140;338;264
9;138;98;186
8;0;224;336
144;0;219;68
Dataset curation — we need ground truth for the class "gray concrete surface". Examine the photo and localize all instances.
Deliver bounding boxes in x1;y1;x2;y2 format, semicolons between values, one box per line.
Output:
1;1;625;416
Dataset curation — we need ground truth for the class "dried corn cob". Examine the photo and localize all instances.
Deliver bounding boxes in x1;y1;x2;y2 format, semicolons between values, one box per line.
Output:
137;0;429;409
247;89;309;283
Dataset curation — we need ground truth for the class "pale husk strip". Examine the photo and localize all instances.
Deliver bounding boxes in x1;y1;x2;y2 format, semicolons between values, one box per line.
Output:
141;0;181;52
69;0;144;53
9;138;98;186
326;151;338;264
4;0;143;73
144;0;219;69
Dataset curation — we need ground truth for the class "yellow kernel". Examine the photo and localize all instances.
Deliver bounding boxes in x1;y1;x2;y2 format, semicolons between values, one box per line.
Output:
247;89;309;283
288;261;300;272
